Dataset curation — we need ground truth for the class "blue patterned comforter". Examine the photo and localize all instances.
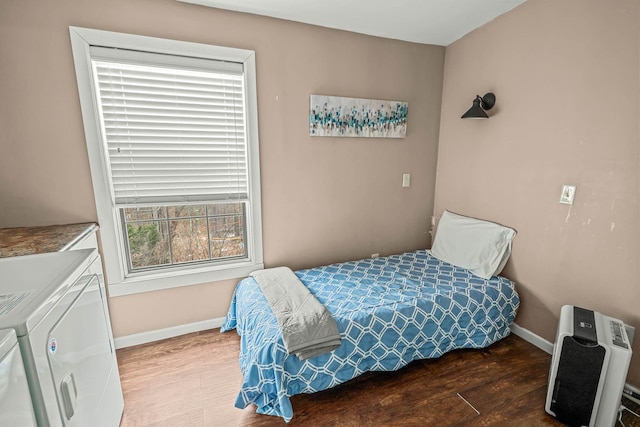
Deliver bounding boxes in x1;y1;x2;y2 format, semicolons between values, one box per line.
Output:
221;250;519;422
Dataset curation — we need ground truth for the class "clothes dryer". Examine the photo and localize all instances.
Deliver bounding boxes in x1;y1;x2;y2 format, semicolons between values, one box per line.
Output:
0;249;123;426
0;328;37;426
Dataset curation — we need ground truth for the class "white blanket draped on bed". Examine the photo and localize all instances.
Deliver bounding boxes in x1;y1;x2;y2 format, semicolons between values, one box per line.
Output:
250;267;342;360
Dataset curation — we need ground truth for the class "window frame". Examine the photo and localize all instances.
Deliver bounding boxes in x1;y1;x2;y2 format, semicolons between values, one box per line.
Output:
69;27;263;297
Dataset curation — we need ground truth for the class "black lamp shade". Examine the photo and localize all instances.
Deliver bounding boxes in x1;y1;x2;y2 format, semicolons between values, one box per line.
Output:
461;93;496;119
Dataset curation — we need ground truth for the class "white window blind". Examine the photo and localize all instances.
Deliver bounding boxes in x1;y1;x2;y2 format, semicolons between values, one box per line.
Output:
90;47;248;206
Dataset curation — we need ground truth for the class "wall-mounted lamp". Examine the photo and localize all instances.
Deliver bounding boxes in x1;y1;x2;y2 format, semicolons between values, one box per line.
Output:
461;92;496;119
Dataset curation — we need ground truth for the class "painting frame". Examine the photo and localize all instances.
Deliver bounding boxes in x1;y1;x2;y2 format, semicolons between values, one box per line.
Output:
309;95;408;138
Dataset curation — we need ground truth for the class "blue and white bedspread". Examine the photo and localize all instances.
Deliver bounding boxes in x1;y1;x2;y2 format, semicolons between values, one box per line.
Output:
221;250;519;422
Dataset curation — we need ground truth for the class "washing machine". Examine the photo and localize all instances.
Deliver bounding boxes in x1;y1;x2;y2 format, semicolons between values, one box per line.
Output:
0;328;37;426
0;249;124;426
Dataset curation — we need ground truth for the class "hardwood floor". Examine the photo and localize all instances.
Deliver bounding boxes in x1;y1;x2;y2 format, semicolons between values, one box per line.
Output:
116;330;639;426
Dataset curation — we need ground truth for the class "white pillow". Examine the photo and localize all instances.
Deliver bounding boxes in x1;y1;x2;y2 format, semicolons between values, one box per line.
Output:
430;210;516;279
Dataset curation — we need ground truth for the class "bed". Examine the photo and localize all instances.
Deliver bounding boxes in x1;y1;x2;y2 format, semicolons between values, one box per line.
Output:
222;236;519;421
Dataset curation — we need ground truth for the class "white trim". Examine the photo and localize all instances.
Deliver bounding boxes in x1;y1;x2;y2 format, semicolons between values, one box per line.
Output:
69;26;255;63
114;317;225;349
510;322;553;354
69;26;263;295
108;261;261;297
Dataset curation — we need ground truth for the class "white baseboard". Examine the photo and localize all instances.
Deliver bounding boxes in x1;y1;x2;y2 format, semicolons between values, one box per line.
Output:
114;317;225;349
510;322;554;354
116;320;552;352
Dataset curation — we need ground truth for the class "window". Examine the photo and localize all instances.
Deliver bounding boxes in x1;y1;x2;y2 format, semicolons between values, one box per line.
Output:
70;27;263;296
122;204;247;271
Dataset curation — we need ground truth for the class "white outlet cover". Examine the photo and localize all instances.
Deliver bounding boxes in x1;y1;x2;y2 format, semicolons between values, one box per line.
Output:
559;185;576;204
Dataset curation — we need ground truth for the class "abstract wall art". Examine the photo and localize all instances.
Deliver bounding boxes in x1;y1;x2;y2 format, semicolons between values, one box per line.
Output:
310;95;408;138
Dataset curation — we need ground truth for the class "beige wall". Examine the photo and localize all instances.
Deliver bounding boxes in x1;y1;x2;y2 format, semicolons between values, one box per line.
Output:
436;0;640;386
0;2;444;335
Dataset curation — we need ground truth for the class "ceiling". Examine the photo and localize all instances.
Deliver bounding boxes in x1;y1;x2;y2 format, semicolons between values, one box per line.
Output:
178;0;527;46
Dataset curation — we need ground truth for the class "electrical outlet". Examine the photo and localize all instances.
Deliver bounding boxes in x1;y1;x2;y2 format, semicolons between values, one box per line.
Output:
559;185;576;204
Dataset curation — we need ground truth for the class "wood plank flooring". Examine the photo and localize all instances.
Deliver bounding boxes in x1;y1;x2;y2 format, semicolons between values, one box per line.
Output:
116;330;639;426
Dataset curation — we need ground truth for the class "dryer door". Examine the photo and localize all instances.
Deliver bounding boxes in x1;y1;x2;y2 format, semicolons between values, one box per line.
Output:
46;274;117;426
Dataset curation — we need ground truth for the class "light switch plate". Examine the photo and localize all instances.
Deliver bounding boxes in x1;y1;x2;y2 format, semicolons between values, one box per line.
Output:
402;173;411;188
559;185;576;204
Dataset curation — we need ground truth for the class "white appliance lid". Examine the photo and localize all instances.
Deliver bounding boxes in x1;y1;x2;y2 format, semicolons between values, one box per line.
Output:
0;328;18;358
0;249;97;336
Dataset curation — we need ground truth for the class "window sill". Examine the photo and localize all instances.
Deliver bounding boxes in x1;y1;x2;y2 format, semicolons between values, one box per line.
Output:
106;260;264;297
